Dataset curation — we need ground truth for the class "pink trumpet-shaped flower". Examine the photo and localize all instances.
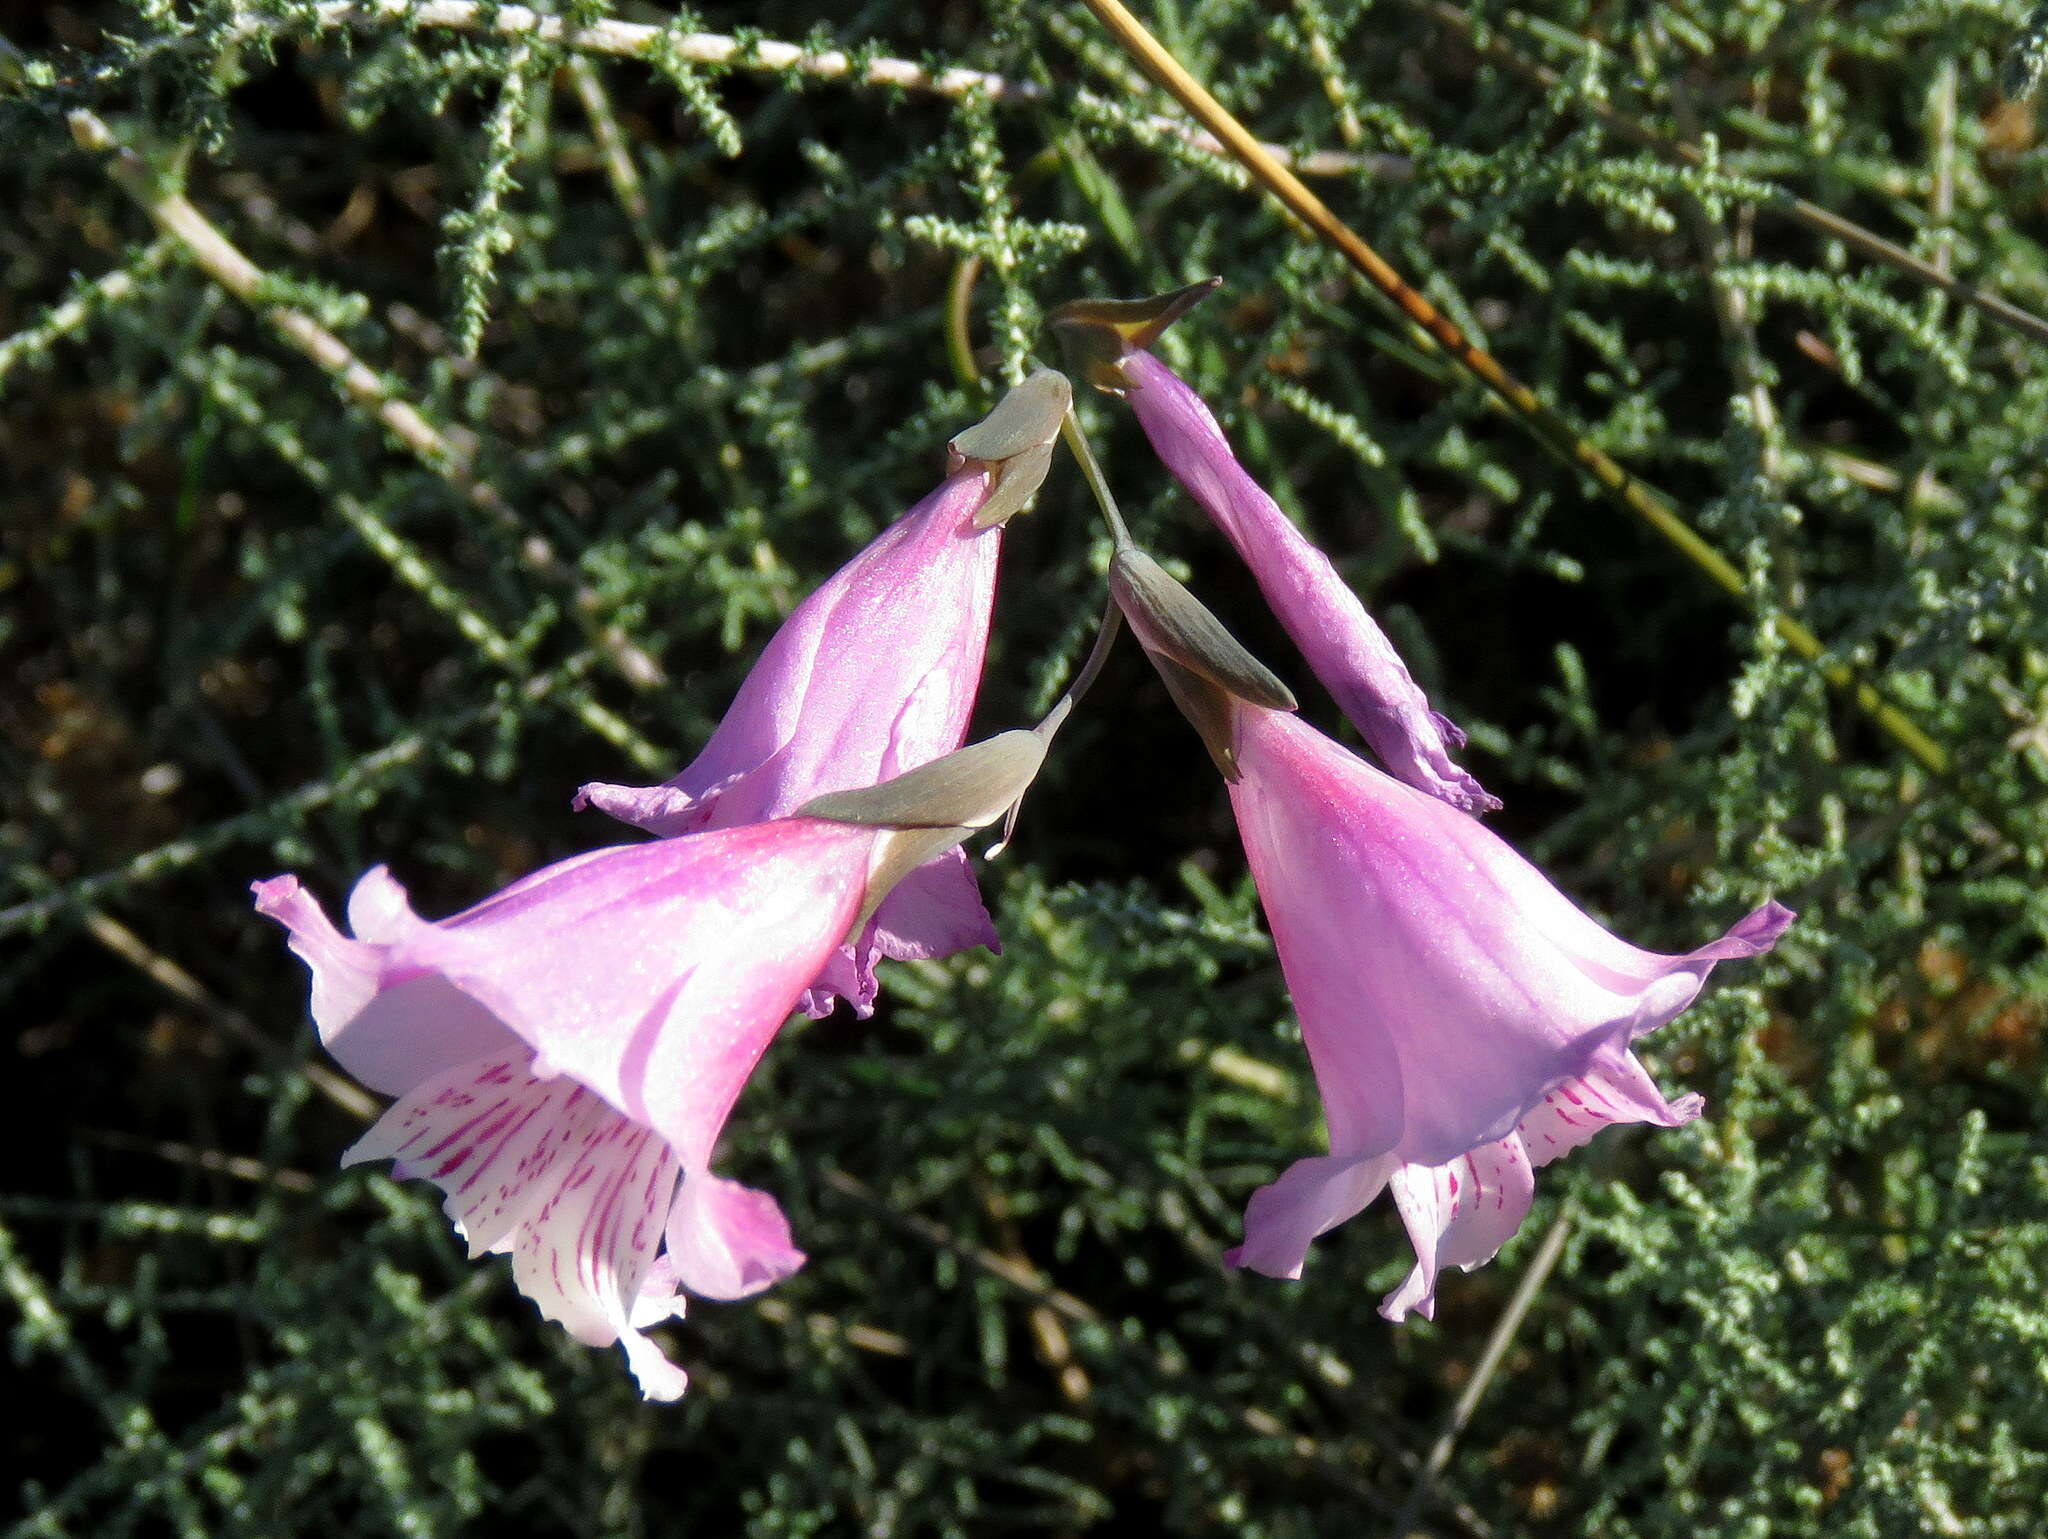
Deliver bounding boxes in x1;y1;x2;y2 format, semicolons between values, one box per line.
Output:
1220;705;1792;1320
1119;349;1497;813
576;467;1004;1017
253;815;880;1399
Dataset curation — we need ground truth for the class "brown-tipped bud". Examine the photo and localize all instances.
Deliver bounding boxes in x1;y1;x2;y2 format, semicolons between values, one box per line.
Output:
801;730;1049;936
1046;279;1222;392
949;369;1072;528
1109;549;1296;712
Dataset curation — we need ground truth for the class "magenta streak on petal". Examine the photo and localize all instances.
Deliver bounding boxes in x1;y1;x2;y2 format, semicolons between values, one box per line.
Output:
576;1131;641;1304
418;1101;506;1164
261;814;872;1400
455;1100;547;1196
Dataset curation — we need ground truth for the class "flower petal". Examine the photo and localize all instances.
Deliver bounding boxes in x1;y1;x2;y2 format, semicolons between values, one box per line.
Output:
1231;708;1786;1167
799;925;880;1020
1516;1051;1703;1170
252;875;379;1039
345;1048;690;1400
254;873;522;1097
1382;1135;1536;1322
569;468;1008;1015
571;772;737;840
506;1091;689;1401
575;470;999;839
373;818;871;1169
344;1051;591;1258
869;845;1000;964
630;1254;686;1329
1225;1152;1396;1280
1123;350;1495;812
665;1172;807;1302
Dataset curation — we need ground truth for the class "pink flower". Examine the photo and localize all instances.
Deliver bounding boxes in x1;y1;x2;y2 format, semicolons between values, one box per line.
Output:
1220;705;1792;1320
576;373;1069;1016
1115;346;1496;813
252;816;879;1400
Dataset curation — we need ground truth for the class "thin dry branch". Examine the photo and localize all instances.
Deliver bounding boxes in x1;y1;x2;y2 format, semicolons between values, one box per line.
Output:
82;907;380;1121
235;0;1389;180
566;55;669;284
1413;0;2048;349
0;239;170;384
80;1128;319;1192
1077;0;1964;795
66;108;666;692
1391;1212;1573;1536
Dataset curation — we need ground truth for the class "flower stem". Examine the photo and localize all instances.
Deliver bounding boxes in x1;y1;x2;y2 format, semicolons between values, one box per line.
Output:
1034;595;1124;747
1000;594;1125;858
945;254;986;393
1058;409;1135;552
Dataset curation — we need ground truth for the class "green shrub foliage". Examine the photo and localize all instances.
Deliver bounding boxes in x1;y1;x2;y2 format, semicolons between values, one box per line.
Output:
3;2;2045;1534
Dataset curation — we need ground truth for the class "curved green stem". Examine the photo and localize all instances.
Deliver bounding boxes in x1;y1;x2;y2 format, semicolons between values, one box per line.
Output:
1035;595;1125;746
945;253;985;393
1058;409;1135;552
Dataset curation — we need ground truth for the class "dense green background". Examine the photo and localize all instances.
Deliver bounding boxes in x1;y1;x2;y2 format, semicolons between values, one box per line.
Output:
4;1;2046;1534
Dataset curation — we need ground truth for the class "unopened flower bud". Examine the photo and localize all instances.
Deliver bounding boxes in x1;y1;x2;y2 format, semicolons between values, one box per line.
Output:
1108;547;1294;779
1046;280;1221;392
1056;281;1497;812
949;368;1073;528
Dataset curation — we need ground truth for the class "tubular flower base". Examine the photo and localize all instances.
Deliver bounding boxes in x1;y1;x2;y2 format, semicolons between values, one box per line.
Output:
1119;349;1497;813
253;815;879;1399
1220;706;1792;1320
576;465;1003;1017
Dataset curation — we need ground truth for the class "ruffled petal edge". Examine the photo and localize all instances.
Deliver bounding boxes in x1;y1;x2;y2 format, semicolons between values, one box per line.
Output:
665;1171;808;1302
1224;1152;1397;1280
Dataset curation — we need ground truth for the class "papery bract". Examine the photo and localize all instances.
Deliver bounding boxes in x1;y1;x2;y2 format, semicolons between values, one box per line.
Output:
1119;349;1497;813
576;467;1004;1016
253;814;878;1399
1220;705;1792;1319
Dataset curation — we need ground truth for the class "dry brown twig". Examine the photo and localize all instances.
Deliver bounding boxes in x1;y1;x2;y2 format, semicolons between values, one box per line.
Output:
1412;0;2048;349
230;0;1393;180
66;107;667;695
1074;0;1960;790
